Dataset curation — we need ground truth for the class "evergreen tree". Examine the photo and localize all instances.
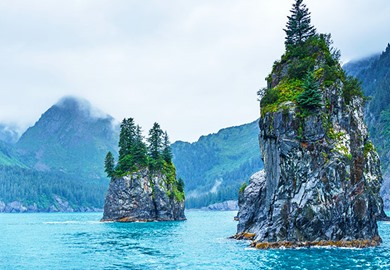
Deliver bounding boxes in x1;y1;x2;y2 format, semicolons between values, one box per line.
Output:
147;122;164;160
284;0;316;47
104;151;115;178
132;125;148;167
118;118;136;161
297;72;322;110
177;178;185;193
162;131;173;163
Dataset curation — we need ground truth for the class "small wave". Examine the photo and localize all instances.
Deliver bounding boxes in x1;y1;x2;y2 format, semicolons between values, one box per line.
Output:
43;221;101;225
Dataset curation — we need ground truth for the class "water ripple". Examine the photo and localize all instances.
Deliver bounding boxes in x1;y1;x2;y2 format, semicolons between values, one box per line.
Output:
1;211;390;269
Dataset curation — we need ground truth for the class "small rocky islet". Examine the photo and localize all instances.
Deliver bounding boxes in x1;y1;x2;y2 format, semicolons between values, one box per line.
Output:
234;0;387;248
101;119;185;222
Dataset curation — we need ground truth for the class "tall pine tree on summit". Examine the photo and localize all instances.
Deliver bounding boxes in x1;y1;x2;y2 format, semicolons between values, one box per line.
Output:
284;0;316;47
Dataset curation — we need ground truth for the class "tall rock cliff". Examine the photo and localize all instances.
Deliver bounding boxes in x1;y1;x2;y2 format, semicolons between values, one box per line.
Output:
102;169;185;222
235;1;385;248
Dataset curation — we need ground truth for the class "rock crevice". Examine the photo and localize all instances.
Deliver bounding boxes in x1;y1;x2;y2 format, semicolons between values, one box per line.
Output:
237;87;385;246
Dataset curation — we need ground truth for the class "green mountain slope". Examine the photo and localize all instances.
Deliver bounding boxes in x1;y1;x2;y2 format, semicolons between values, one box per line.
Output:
172;120;263;208
16;96;119;178
0;96;119;211
0;142;26;167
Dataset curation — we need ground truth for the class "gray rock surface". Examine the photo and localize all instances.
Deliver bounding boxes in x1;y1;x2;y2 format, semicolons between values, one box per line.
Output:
237;82;385;245
381;171;390;209
202;200;238;211
101;169;186;222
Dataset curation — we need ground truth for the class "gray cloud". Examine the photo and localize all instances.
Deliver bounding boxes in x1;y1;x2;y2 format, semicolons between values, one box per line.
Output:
0;0;389;142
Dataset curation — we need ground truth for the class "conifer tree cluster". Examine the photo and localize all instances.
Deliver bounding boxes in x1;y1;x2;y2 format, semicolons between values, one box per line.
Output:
104;118;174;177
260;0;364;117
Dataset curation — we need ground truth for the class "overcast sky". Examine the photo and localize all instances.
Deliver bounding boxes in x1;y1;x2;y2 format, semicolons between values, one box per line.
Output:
0;0;389;142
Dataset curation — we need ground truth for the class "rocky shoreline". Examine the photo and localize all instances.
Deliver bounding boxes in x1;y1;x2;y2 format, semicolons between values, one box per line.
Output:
201;200;238;211
0;196;102;213
231;232;382;249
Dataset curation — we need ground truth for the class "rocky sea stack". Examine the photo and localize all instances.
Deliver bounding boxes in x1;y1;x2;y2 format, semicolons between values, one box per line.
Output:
101;119;185;222
235;0;386;248
102;168;185;222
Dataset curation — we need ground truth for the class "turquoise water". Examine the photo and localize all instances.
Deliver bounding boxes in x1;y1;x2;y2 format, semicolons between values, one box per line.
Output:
1;211;390;270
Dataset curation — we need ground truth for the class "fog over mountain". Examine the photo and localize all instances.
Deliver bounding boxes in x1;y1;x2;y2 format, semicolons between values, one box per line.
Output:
1;1;389;142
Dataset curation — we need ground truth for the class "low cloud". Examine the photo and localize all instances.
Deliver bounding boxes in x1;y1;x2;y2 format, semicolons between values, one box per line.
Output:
0;0;389;142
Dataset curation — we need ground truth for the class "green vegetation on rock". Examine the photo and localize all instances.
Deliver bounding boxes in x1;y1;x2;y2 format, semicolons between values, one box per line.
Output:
239;182;248;193
259;0;364;123
105;118;185;202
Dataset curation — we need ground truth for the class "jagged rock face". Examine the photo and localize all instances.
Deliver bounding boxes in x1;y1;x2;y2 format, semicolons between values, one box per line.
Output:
237;84;385;243
202;200;238;211
102;169;186;222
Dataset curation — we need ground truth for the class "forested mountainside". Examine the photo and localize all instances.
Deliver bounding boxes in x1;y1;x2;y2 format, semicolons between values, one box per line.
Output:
16;97;118;178
0;166;105;212
0;97;117;212
172;120;263;208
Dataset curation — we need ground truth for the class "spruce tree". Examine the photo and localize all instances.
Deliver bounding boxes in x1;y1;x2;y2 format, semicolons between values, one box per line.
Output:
147;122;164;161
104;151;115;178
117;118;139;173
177;178;185;193
162;131;173;163
284;0;316;47
297;72;322;110
118;118;136;161
132;125;148;167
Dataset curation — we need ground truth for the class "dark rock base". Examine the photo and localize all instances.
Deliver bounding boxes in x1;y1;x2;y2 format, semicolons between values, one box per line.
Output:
232;233;382;249
101;216;187;222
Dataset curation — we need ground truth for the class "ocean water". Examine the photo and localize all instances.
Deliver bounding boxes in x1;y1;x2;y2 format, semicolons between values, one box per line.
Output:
1;211;390;270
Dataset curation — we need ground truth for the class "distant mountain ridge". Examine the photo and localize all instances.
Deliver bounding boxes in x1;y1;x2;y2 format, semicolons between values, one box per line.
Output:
172;120;263;208
16;96;119;177
0;96;119;212
343;54;380;79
